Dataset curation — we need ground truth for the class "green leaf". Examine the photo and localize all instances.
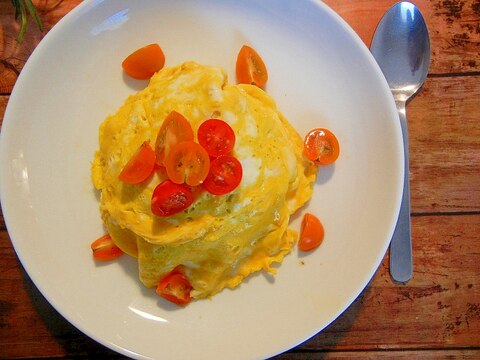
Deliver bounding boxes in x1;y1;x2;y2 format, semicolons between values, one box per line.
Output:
11;0;44;42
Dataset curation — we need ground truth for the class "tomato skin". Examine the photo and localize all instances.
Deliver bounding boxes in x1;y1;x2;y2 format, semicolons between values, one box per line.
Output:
151;179;194;217
165;141;211;186
236;45;268;87
118;141;156;184
298;213;324;252
197;119;236;157
156;267;192;306
122;43;165;80
304;128;340;165
91;234;124;261
155;111;194;167
203;155;243;195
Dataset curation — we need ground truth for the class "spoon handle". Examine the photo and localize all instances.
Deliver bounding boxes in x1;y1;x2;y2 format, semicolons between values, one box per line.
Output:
390;100;413;283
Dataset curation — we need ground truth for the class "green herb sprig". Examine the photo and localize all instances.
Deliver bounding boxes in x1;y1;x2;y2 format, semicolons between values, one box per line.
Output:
11;0;43;42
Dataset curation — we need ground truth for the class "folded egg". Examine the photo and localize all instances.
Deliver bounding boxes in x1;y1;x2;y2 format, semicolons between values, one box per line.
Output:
92;62;317;299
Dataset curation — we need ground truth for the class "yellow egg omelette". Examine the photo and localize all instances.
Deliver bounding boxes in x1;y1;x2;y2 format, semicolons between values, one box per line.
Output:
92;61;317;300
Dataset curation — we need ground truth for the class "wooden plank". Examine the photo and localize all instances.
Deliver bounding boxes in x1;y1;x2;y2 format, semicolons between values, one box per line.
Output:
2;77;479;214
0;0;82;94
1;0;479;93
409;75;480;213
279;349;480;359
0;95;7;128
324;0;480;74
295;214;480;351
0;214;478;358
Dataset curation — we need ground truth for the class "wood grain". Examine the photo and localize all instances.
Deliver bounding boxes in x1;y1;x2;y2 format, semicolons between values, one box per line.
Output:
0;0;82;94
1;0;479;359
324;0;480;74
1;213;479;358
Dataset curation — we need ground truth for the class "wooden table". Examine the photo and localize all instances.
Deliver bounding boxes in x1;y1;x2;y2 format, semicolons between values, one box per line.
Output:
1;0;479;358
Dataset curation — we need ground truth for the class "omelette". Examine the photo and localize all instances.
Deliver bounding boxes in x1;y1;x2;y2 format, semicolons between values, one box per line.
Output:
92;62;317;300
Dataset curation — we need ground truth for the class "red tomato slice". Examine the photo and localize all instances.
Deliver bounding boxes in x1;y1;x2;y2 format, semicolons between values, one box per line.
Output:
304;128;340;165
156;267;192;306
298;213;324;252
121;43;165;80
203;155;242;195
91;234;124;261
236;45;268;87
197;119;236;157
155;111;194;167
151;179;194;217
165;141;210;186
118;141;156;184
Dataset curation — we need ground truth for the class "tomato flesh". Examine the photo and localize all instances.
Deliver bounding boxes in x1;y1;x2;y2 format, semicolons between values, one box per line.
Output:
236;45;268;87
118;141;156;184
165;141;210;186
298;213;324;252
304;128;340;165
151;179;194;217
122;43;165;80
156;267;192;306
203;155;242;195
197;119;236;157
91;234;124;261
155;111;194;167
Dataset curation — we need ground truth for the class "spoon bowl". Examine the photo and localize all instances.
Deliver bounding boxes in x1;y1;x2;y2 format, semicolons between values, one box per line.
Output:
371;2;430;101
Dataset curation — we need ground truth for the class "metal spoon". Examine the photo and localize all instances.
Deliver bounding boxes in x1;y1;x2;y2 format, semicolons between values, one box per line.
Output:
370;2;430;283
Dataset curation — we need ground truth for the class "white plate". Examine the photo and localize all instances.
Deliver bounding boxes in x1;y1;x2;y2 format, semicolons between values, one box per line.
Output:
0;0;403;359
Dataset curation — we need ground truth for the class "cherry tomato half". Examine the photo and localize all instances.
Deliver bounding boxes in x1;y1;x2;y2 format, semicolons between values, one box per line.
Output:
91;234;124;261
156;267;192;306
118;141;156;184
165;141;210;186
151;179;194;217
121;43;165;80
203;155;242;195
303;128;340;165
236;45;268;87
298;213;324;252
155;111;194;167
197;119;236;157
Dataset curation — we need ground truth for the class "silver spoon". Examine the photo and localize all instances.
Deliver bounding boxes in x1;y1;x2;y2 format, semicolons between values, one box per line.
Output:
370;2;430;283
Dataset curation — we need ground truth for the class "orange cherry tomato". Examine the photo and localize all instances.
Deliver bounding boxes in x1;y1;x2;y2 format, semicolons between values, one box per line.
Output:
118;141;156;184
121;43;165;80
151;179;194;217
197;119;236;157
165;141;210;186
155;111;194;167
298;213;324;252
303;128;340;165
156;267;192;306
236;45;268;87
203;155;242;195
91;234;124;261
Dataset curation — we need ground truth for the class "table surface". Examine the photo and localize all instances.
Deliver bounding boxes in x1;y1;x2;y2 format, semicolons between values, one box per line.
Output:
1;0;479;359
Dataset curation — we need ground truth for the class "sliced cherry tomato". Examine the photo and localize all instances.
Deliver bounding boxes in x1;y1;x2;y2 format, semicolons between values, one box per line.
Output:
155;111;194;167
91;234;124;261
304;128;340;165
151;179;194;217
298;213;324;252
122;43;165;80
165;141;210;186
118;141;156;184
156;267;192;306
203;155;242;195
197;119;236;157
236;45;268;87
